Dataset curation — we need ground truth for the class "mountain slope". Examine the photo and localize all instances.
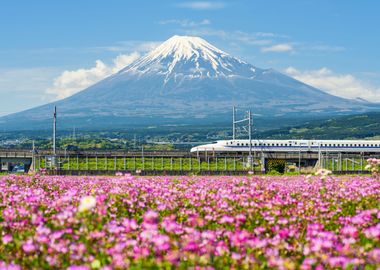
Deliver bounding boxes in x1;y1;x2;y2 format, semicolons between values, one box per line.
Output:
258;112;380;139
0;35;378;130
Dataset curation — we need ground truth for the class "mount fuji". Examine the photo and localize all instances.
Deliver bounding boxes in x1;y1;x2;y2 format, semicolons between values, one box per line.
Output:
1;35;377;130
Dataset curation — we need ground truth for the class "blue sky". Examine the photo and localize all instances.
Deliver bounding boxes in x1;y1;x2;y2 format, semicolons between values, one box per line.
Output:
1;0;380;116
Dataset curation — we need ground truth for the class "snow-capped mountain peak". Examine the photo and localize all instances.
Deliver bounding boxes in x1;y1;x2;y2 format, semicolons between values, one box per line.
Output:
147;35;228;61
120;35;258;81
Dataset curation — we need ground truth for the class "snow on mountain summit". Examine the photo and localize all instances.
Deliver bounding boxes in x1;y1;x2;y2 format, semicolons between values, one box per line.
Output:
120;35;258;81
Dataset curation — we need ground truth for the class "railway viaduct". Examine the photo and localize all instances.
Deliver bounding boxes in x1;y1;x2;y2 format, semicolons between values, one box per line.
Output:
0;149;322;173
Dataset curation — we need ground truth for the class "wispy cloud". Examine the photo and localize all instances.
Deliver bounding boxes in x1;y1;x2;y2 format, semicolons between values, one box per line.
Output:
182;28;275;46
46;52;140;100
91;41;161;53
285;66;380;101
159;19;211;27
305;45;346;52
261;44;293;53
176;1;226;10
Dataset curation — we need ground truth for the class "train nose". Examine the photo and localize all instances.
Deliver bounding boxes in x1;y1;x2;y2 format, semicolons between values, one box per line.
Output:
190;147;198;153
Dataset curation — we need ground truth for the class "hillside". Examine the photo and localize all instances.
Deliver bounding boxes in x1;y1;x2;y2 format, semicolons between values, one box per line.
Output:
258;112;380;139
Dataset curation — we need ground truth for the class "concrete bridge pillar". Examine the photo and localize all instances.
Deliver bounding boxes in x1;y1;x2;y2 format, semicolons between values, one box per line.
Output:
260;153;266;173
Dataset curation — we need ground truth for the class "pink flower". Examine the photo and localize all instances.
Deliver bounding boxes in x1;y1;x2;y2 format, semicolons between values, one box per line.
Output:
67;266;90;270
0;263;21;270
143;210;159;224
341;225;358;238
300;258;316;270
153;234;170;251
2;235;12;245
22;240;36;254
278;228;289;239
368;248;380;263
219;215;234;224
364;225;380;239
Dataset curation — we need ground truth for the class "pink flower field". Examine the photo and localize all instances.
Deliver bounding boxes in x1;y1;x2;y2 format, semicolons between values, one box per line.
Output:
0;174;379;269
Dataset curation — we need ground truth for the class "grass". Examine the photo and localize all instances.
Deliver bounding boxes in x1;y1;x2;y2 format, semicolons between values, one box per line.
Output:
321;156;369;171
35;156;262;172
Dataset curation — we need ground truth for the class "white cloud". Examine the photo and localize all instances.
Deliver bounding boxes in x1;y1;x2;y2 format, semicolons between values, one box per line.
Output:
306;45;345;52
159;19;211;27
182;29;275;46
46;52;140;100
112;52;140;72
177;1;225;10
91;41;161;53
261;44;293;53
285;66;380;101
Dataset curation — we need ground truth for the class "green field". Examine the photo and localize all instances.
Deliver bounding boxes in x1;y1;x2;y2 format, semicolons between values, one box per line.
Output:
35;156;262;172
321;156;368;171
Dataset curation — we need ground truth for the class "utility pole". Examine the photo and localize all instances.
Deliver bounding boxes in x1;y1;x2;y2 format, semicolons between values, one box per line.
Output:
248;110;252;169
318;142;322;168
233;107;253;170
298;146;301;174
232;106;236;140
32;140;36;172
53;106;57;156
141;146;144;170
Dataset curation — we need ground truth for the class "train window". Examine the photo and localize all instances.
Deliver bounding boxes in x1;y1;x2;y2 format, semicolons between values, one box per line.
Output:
354;144;357;147
237;143;240;146
246;143;248;146
254;143;257;146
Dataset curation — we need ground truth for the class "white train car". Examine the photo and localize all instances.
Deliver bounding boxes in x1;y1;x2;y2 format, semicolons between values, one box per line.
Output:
190;139;380;154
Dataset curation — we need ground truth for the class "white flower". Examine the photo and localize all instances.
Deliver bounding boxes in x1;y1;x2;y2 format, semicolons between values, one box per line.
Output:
315;169;332;176
78;196;96;212
365;164;372;170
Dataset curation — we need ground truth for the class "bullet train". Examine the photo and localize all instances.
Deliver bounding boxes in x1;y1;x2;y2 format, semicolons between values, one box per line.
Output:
190;139;380;154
